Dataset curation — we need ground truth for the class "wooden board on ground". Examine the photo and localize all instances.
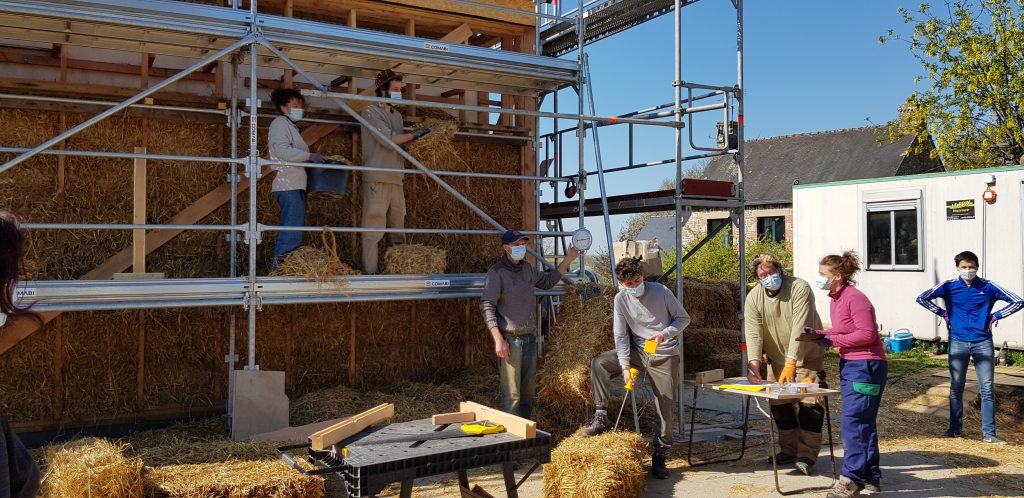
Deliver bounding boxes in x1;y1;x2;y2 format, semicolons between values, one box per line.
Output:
432;411;476;425
458;401;535;439
310;403;395;451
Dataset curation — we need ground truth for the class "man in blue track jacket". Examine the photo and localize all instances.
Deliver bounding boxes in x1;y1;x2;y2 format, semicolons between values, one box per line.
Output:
916;251;1024;444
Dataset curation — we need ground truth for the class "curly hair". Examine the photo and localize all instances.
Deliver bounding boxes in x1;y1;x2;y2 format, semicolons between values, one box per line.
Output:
819;250;861;284
270;88;304;114
614;257;645;282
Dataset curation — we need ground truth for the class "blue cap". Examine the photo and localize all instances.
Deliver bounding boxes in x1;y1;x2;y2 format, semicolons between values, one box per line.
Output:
501;230;529;245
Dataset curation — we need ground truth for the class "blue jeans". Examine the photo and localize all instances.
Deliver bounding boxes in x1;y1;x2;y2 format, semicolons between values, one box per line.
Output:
272;190;306;268
498;334;538;419
948;338;996;437
839;359;887;487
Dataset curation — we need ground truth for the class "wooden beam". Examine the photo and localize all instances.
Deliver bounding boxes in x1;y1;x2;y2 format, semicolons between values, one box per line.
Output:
347;9;357;27
57;44;68;81
0;50;218;83
404;19;417;118
458;402;535;439
309;403;394;451
329;75;351;87
440;89;465;98
132;147;147;273
439;23;474;44
432;411;475;425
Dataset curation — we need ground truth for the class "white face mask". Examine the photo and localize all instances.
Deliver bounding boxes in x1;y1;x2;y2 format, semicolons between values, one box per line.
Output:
815;275;832;291
619;282;645;298
287;107;304;121
761;274;782;292
959;269;977;281
389;91;403;100
508;245;527;261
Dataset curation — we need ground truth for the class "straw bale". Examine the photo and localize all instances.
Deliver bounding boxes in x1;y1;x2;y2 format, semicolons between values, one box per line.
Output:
407;115;462;170
383;243;447;274
270;246;359;281
143;460;323;498
39;438;144;498
0;320;56;422
143;308;225;409
538;284;618;407
682;328;741;359
130;418;231;449
61;311;139;422
542;431;647;498
290;377;474;426
278;304;349;397
682;279;740;321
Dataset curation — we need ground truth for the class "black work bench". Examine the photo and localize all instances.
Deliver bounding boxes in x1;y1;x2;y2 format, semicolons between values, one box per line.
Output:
280;418;551;497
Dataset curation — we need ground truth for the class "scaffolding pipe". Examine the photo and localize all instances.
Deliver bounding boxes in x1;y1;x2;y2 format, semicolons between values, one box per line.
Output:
575;8;586;278
582;54;617;284
0;147;244;164
21;223;241;231
537;93;721;139
0;36;254;175
245;35;259;371
585;151;729;176
258;37;562;273
736;0;748;370
260;158;576;183
265;225;575;236
302;89;679;128
0;93;229;116
673;0;686;433
227;53;240;422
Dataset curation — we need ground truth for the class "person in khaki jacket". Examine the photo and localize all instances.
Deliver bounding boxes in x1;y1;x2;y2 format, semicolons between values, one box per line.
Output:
359;69;431;274
744;253;826;476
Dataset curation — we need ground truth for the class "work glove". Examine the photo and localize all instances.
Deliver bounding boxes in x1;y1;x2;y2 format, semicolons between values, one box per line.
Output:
801;376;816;384
813;337;832;349
777;360;797;384
622;367;637;390
746;360;762;385
411;127;432;139
309;153;327;163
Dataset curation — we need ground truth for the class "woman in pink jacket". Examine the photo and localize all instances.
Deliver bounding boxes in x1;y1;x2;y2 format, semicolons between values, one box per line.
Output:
804;251;887;498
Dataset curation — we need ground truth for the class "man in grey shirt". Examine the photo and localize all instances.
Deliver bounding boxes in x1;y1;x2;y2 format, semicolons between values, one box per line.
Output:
481;229;580;419
584;257;690;480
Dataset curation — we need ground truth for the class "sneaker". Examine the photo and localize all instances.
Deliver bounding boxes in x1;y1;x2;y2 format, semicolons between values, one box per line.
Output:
794;458;815;476
583;412;611;437
651;450;669;479
941;429;962;438
766;452;796;465
864;482;881;493
982;435;1007;445
826;476;861;498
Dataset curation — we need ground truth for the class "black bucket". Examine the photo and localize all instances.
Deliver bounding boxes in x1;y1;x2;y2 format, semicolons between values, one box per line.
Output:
307;164;350;199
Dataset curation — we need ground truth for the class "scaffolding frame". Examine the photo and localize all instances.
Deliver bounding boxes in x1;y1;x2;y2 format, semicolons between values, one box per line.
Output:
0;0;746;430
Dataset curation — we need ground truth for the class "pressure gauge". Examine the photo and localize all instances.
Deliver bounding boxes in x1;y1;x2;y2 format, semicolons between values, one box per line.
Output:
572;228;593;251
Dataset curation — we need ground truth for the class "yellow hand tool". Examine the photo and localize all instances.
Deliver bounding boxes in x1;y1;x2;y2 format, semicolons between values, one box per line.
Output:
615;368;640;430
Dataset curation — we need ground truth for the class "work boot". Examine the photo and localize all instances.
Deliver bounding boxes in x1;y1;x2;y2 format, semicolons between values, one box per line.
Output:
794;457;815;476
826;476;861;498
651;449;669;479
583;412;611;436
766;452;796;465
941;429;962;438
864;482;881;493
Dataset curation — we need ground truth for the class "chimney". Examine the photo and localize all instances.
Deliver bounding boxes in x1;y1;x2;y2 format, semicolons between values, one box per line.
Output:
716;121;738;150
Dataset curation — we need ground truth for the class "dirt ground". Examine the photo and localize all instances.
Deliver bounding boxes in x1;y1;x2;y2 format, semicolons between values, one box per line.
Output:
392;356;1024;498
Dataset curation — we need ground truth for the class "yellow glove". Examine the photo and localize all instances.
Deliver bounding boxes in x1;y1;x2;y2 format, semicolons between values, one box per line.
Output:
778;361;797;384
801;376;816;384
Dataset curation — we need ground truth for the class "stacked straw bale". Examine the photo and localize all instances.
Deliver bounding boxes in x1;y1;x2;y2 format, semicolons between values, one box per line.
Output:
143;460;323;498
39;438;144;498
542;431;647;498
384;243;447;274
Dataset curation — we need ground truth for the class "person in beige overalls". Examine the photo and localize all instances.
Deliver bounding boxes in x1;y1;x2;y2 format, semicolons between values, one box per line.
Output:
745;253;827;476
359;69;431;274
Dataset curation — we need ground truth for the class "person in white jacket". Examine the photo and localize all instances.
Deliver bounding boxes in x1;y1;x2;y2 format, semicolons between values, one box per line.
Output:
267;88;326;270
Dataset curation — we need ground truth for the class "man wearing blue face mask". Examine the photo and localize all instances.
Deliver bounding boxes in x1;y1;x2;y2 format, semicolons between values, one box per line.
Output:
480;229;581;419
744;253;826;476
916;250;1023;444
584;257;690;480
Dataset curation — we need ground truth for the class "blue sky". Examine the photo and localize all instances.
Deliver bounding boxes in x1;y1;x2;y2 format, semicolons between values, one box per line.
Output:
538;1;925;253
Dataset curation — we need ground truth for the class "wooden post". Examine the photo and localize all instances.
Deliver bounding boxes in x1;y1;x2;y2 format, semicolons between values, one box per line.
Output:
477;92;489;125
53;316;63;420
347;9;357;27
133;147;147;273
140;53;150;87
348;310;357;385
137;310;146;408
404;19;417;118
464;302;472;367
